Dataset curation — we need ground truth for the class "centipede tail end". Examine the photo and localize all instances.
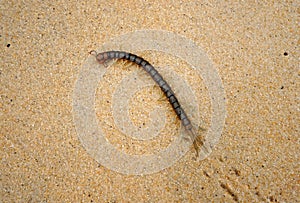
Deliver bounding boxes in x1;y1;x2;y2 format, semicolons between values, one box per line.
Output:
186;126;209;158
193;134;209;158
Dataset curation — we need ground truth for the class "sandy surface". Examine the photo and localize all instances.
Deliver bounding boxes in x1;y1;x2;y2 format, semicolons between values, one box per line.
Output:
1;1;299;202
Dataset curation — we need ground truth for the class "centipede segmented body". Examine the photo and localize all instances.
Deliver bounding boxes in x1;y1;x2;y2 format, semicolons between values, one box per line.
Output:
90;50;206;157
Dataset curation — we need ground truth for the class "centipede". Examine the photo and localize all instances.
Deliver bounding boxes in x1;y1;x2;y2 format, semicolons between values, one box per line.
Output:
90;50;206;157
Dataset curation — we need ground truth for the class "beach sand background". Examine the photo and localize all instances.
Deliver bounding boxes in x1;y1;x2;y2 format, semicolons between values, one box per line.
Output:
1;1;299;202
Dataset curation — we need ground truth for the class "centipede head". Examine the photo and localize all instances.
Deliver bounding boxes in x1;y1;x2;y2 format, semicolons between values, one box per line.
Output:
89;50;109;66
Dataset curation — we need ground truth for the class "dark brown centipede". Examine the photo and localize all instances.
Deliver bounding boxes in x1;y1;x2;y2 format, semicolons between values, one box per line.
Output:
90;50;206;157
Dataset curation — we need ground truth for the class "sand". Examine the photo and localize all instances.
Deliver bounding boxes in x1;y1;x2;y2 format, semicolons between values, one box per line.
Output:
1;1;299;202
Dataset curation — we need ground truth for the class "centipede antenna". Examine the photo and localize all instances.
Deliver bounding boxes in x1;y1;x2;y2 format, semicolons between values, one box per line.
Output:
89;50;98;56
